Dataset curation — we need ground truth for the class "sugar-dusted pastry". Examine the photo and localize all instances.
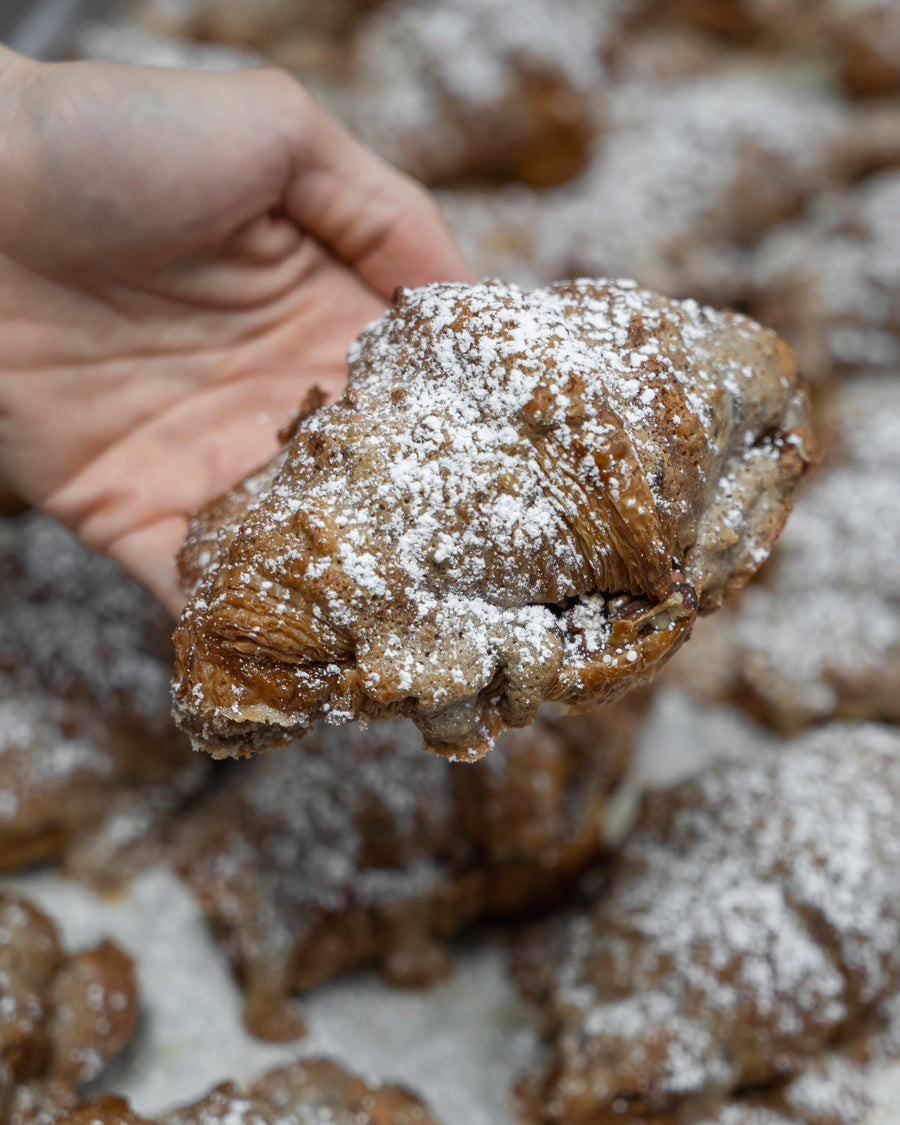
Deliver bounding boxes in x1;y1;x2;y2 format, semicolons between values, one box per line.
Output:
343;0;605;188
135;0;381;74
0;512;175;735
438;78;900;309
0;685;204;881
51;1057;441;1125
173;278;812;761
513;721;900;1122
825;1;900;97
174;705;635;1040
0;514;206;881
559;76;842;303
622;0;810;45
439;75;847;307
751;171;900;383
515;1049;874;1124
0;890;137;1125
694;373;900;732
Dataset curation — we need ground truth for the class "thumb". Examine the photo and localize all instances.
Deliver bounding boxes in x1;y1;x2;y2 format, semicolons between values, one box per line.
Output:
274;77;476;298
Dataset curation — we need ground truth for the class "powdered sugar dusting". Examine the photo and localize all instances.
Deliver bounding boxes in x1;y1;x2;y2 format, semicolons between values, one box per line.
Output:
175;278;806;757
721;373;900;731
524;722;900;1119
751;171;900;382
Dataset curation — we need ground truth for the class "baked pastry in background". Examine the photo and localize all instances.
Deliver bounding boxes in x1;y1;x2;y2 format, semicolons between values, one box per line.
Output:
751;170;900;384
667;372;900;733
0;513;175;736
173;278;812;761
623;0;813;46
559;76;842;303
133;0;380;74
513;721;900;1122
825;1;900;97
342;0;604;188
0;514;206;883
174;704;636;1040
439;77;900;310
0;686;202;883
45;1058;441;1125
440;75;847;306
1;890;137;1125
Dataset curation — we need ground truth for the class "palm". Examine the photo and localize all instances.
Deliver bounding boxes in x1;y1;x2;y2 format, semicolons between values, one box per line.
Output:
0;53;470;612
28;243;384;614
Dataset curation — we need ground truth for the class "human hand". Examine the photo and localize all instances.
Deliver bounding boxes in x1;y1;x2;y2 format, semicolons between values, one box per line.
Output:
0;46;473;613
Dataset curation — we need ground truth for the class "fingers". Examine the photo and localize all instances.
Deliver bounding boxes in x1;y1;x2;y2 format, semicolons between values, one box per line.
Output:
269;74;477;298
107;517;188;617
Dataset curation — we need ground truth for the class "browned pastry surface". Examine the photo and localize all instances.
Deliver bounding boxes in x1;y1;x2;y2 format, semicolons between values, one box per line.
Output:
342;0;606;188
623;0;814;46
0;684;206;884
440;76;900;308
513;721;900;1122
560;77;842;302
0;514;206;882
173;278;812;761
0;890;138;1125
525;1046;873;1124
174;704;635;1040
0;513;175;734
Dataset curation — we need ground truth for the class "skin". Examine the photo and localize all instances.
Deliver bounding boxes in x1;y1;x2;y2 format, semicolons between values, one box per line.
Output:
0;45;474;613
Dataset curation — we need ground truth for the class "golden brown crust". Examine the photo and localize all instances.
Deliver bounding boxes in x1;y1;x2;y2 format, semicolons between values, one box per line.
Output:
173;279;812;761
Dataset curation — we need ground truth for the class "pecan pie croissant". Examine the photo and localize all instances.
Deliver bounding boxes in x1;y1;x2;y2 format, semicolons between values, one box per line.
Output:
513;721;900;1123
1;890;138;1125
173;279;811;760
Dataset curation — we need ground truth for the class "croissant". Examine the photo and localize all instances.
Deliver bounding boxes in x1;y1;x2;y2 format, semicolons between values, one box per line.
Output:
172;279;812;760
344;0;599;189
49;1058;442;1125
750;171;900;385
174;704;635;1040
513;721;900;1123
664;372;900;733
1;890;137;1125
0;514;206;881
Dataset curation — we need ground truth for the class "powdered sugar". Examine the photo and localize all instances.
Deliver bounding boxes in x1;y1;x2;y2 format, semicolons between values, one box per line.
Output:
523;721;900;1119
175;278;806;758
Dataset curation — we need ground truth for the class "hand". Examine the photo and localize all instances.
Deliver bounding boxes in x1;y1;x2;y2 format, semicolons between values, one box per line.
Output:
0;47;473;613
